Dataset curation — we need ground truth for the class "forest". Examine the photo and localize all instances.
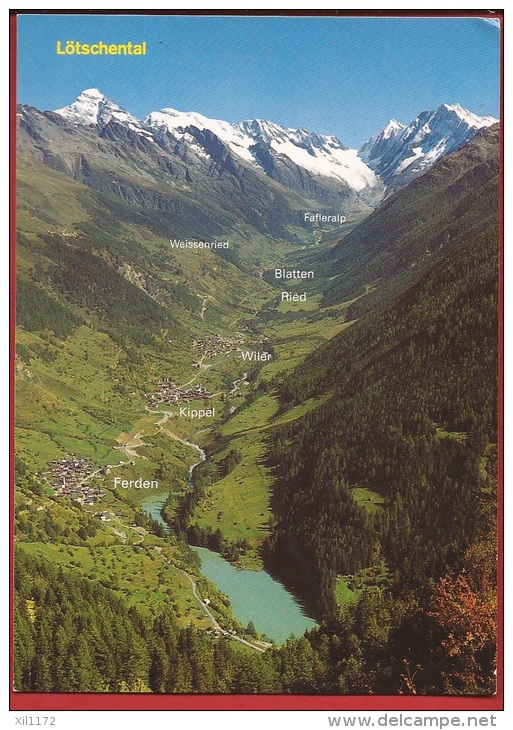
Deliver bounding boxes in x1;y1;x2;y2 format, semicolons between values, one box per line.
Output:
267;225;497;612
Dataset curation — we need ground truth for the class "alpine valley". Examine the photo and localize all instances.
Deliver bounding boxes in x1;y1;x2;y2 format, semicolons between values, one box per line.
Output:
15;89;499;695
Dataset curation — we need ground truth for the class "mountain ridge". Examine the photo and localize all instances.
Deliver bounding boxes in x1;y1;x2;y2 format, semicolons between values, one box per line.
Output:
359;102;498;191
321;122;499;316
18;101;329;266
53;89;497;199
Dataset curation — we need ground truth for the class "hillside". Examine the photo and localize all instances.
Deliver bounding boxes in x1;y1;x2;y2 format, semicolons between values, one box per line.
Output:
14;96;499;696
18;104;320;269
320;124;499;317
261;214;497;693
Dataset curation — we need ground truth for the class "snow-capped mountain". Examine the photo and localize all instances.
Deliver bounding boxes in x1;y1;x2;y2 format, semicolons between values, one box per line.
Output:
53;90;497;203
146;109;379;193
53;90;380;203
358;103;497;189
358;119;405;167
145;107;255;163
54;88;154;140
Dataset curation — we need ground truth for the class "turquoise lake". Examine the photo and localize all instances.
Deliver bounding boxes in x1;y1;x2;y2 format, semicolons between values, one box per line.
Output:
192;546;316;643
140;492;317;643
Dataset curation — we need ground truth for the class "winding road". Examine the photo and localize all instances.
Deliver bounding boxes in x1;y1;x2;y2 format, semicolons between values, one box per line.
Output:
153;546;268;652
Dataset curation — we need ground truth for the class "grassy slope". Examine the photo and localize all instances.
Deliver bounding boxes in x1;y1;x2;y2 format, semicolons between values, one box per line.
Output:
17;147;365;640
15;155;278;468
20;127;497;622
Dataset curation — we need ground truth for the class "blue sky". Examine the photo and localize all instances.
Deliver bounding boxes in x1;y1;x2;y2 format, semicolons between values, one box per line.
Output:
16;14;500;147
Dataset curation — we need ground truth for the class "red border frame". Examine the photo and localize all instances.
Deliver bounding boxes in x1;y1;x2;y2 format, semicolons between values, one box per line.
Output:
10;9;504;713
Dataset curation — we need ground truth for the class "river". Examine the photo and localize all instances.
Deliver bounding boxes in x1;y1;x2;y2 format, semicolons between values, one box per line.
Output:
228;371;248;413
140;374;317;644
140;490;171;529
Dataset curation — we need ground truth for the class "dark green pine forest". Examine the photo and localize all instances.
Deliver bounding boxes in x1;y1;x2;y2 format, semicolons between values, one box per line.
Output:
269;224;497;608
14;112;499;696
263;225;498;692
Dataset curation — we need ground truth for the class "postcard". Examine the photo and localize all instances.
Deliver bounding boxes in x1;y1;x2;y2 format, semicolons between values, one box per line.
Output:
11;10;503;712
